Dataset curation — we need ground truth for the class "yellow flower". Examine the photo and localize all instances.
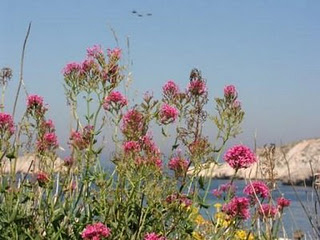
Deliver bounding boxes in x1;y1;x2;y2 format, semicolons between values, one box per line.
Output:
190;206;199;215
235;230;254;240
195;214;206;225
214;203;222;211
192;231;204;240
214;212;230;228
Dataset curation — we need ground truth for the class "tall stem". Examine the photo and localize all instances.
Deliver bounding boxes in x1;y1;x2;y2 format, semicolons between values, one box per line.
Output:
12;22;31;119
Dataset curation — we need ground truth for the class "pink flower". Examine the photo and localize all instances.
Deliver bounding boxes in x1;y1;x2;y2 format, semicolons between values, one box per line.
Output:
222;197;250;220
188;138;210;156
233;100;241;109
135;156;163;170
144;232;166;240
80;58;95;73
277;197;290;210
153;157;163;169
0;112;15;136
27;94;47;116
258;204;278;218
159;103;178;124
64;156;74;167
37;132;58;152
41;119;55;132
102;65;119;83
188;79;207;96
36;171;49;186
103;91;128;110
44;132;58;146
140;134;160;155
166;193;192;207
27;94;44;109
123;141;141;153
168;156;189;176
212;183;237;199
87;45;104;58
224;85;237;98
244;181;270;201
70;131;86;149
107;47;122;60
62;62;81;76
121;109;144;138
224;145;256;170
81;222;111;240
70;126;93;150
162;80;179;97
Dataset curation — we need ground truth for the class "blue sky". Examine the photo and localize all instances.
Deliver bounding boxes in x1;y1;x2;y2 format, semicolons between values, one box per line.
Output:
1;0;320;151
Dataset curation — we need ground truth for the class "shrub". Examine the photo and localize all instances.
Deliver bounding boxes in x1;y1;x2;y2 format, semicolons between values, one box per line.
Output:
0;44;290;240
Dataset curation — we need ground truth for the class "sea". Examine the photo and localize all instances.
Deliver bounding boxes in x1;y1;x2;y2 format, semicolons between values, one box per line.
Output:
202;179;320;239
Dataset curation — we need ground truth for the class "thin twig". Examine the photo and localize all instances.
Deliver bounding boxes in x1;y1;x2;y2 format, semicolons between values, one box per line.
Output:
12;22;31;119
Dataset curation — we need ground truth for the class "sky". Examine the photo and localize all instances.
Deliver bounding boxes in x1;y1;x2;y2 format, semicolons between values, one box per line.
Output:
1;0;320;153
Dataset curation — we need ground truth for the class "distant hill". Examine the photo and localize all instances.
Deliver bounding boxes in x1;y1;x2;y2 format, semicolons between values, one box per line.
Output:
189;138;320;185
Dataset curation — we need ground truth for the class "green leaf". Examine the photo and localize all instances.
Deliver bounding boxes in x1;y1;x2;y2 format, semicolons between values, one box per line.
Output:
199;202;210;209
161;127;167;137
198;176;205;190
172;144;179;151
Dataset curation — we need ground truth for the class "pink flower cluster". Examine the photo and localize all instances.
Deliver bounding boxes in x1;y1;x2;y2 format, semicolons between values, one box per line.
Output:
41;119;55;132
121;109;145;138
162;80;179;97
36;132;59;152
62;62;81;76
62;60;97;76
36;171;49;186
233;100;241;109
224;145;256;169
81;58;95;72
212;183;237;199
224;85;237;98
140;134;161;155
277;197;290;211
159;103;178;124
27;94;44;109
62;58;98;79
243;181;270;201
81;222;111;240
135;156;163;169
107;47;122;60
258;204;278;218
70;125;94;150
122;133;163;169
166;193;192;208
0;112;15;137
27;94;47;117
188;138;210;156
222;197;250;220
87;45;104;58
188;79;207;96
62;44;124;87
136;134;162;168
123;140;141;153
63;156;74;167
103;91;127;111
144;232;167;240
168;156;189;176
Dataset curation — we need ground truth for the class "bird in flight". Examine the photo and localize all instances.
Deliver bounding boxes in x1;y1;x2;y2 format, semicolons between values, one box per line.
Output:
131;10;152;17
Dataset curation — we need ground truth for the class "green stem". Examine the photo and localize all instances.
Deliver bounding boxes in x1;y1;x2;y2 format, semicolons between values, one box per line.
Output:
1;84;6;112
